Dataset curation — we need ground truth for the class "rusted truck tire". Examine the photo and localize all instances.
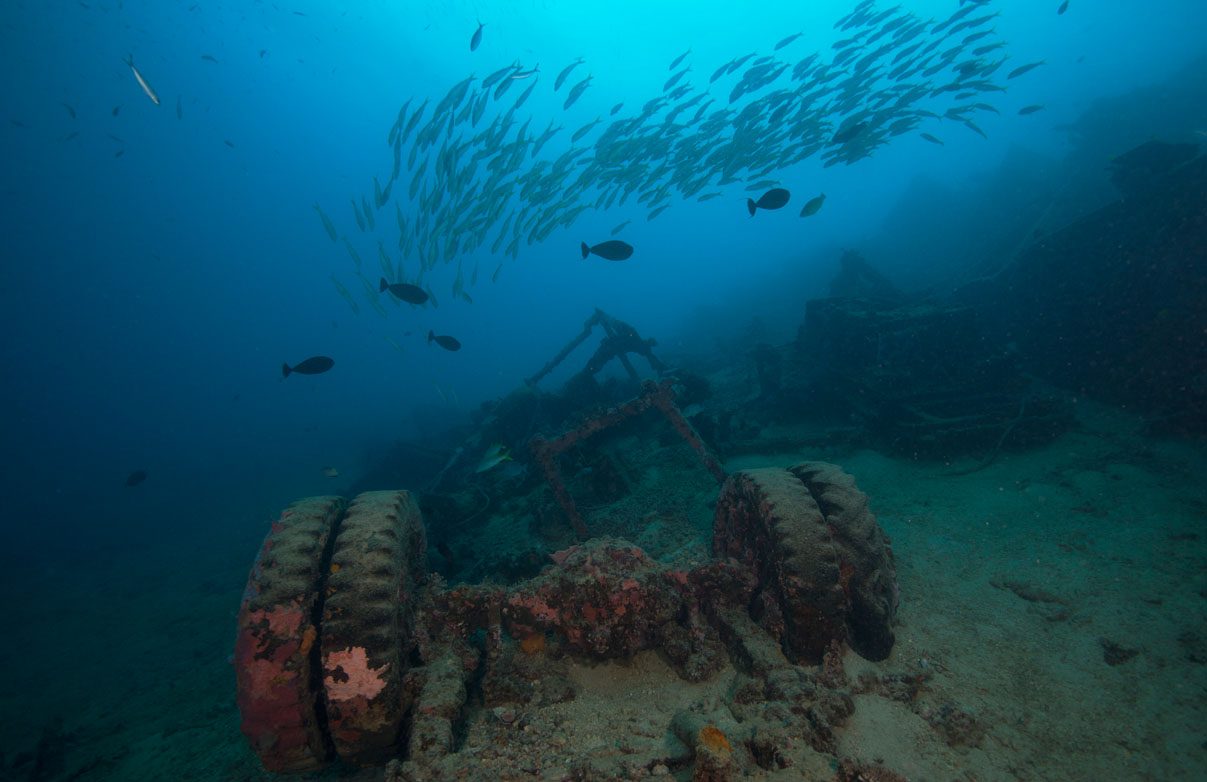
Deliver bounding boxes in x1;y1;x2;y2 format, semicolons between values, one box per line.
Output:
713;463;897;664
234;496;346;773
321;491;427;765
789;462;897;660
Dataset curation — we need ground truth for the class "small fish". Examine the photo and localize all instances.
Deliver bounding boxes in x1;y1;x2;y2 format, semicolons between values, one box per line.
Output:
580;239;634;261
492;263;503;283
610;219;631;236
470;20;485;51
114;148;125;158
321;466;340;478
774;32;803;51
313;203;338;242
509;65;539;79
555;58;585;91
282;356;334;377
920;132;944;145
428;331;462;351
799;193;826;217
831;122;866;144
201;54;219;63
259;49;267;58
747;188;790;216
1057;0;1069;14
669;48;691;71
123;54;160;105
379;277;429;305
663;67;690;92
610;102;624;115
475;444;512;473
224;139;235;147
563;75;592;110
1007;61;1044;80
112;105;121;116
62;131;79;142
62;103;76;119
1018;104;1045;115
125;470;147;487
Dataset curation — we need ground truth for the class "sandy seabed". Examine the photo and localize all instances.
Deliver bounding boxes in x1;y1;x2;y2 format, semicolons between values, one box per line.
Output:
1;401;1203;781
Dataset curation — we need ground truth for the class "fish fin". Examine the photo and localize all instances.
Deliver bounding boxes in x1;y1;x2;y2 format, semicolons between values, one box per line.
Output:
747;199;756;216
379;277;388;292
282;363;292;377
581;242;590;259
427;330;434;343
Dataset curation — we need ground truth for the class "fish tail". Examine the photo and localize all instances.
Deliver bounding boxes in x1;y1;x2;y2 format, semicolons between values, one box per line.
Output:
427;330;435;344
580;242;590;259
282;363;292;378
379;277;388;292
747;199;757;216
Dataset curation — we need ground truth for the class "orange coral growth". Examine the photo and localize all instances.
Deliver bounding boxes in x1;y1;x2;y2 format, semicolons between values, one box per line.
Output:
299;625;317;655
324;647;390;702
520;633;546;655
698;725;731;754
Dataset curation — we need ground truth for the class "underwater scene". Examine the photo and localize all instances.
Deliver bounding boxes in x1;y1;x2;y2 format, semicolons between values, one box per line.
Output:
2;0;1206;779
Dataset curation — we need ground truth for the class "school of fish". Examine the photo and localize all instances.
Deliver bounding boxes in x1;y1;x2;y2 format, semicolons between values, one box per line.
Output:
311;0;1045;318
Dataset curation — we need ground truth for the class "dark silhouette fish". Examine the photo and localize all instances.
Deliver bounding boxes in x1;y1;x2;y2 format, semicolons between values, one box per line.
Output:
799;193;826;217
774;32;803;51
920;132;944;145
747;188;791;216
1018;104;1045;115
831;122;867;144
470;20;484;51
283;356;334;377
1057;0;1069;14
580;240;634;261
125;470;147;487
428;331;462;351
379;277;429;305
1007;61;1044;80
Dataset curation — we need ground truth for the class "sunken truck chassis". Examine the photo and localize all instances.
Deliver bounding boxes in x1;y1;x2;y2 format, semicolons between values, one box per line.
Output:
234;458;898;775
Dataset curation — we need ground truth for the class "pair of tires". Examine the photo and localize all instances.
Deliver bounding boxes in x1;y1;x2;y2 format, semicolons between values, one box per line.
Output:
233;491;426;772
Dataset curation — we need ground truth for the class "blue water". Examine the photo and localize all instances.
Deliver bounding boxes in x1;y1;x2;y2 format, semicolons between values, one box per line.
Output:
1;0;1205;779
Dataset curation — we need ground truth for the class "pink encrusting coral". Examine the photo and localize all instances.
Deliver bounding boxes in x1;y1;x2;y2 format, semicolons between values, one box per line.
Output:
502;537;684;658
324;646;391;701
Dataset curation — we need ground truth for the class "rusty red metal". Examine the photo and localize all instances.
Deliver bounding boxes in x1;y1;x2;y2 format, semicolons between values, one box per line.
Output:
529;380;726;538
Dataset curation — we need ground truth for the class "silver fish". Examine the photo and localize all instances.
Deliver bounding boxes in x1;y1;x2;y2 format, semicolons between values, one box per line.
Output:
123;55;159;105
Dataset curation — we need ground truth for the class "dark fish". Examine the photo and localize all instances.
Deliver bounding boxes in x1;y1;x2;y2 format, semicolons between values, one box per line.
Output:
470;20;484;51
63;102;76;119
774;32;803;50
1018;104;1045;115
428;331;462;351
580;239;634;261
379;277;429;305
125;470;147;487
747;188;790;216
1057;0;1069;14
1007;61;1044;79
799;193;825;217
112;105;121;116
920;132;944;145
831;122;866;144
669;48;691;70
115;148;124;158
259;49;267;58
282;356;334;377
610;102;624;115
224;139;235;147
555;58;585;91
201;54;219;63
610;220;631;236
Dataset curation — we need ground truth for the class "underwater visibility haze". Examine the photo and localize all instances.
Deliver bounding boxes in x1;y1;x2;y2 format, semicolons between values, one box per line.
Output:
1;0;1205;779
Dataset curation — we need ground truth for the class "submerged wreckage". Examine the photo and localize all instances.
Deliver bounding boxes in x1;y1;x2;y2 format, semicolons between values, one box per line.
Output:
235;139;1202;779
